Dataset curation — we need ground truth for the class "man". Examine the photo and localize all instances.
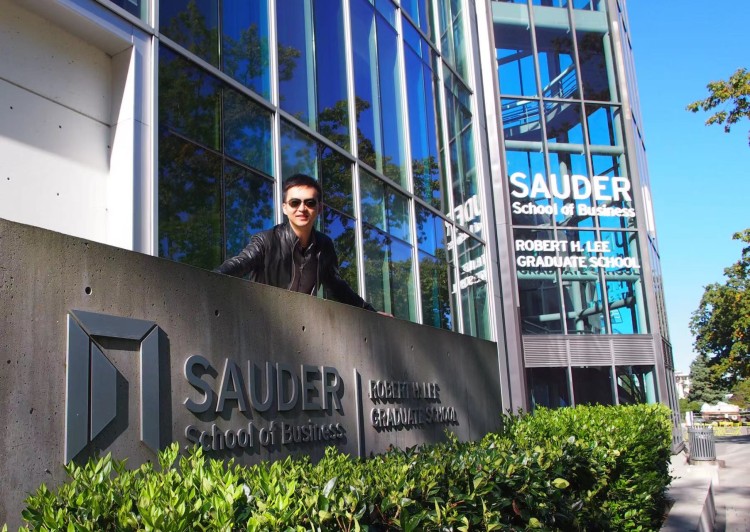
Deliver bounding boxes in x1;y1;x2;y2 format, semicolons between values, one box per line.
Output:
216;173;376;312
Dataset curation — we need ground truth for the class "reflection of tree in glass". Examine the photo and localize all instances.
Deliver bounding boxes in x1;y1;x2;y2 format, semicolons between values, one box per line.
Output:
420;248;453;329
162;0;299;93
413;155;441;209
159;134;222;270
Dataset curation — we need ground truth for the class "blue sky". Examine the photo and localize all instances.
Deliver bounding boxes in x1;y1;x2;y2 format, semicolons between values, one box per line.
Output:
627;2;750;372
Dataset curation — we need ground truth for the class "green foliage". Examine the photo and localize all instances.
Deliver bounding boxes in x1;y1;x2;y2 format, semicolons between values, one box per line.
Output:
687;67;750;146
729;378;750;409
679;397;701;414
690;229;750;385
11;405;672;531
687;353;729;405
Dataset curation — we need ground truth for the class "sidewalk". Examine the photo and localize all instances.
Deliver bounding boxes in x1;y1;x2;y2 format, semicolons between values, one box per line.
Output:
662;435;750;531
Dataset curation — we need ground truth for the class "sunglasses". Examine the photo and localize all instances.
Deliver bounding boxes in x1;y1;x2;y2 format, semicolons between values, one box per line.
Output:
286;198;319;209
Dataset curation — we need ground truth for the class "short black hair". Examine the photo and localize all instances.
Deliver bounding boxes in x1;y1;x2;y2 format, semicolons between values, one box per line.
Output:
283;174;322;202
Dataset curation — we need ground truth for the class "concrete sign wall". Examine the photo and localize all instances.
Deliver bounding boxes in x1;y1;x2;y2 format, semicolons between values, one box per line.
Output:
0;218;502;525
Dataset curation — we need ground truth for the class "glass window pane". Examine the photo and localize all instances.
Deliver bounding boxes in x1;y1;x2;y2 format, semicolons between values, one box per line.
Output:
158;133;222;270
545;101;583;144
547;152;591;227
222;0;270;98
527;367;570;409
494;17;537;97
416;207;451;329
223;88;273;175
502;98;543;143
351;0;379;171
224;162;274;257
320;146;353;216
402;0;436;43
514;227;563;334
535;24;578;99
572;366;613;405
360;171;410;242
585;104;622;146
160;0;219;67
159;46;221;151
600;230;647;334
591;155;636;229
405;41;443;209
616;365;657;404
377;15;407;186
108;0;148;21
277;0;315;127
315;0;350;150
322;210;358;293
457;232;490;339
507;150;552;226
576;30;613;101
560;229;605;334
419;250;452;329
363;226;416;321
280;119;318;179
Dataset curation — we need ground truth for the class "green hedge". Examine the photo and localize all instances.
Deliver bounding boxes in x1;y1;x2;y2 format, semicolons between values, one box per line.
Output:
8;404;672;531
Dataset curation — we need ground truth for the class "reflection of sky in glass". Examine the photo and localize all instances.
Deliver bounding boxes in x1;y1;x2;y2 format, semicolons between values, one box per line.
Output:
222;0;269;98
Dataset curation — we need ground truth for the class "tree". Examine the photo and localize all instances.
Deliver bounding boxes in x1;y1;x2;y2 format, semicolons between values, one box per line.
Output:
686;67;750;147
686;353;727;405
728;379;750;409
689;229;750;385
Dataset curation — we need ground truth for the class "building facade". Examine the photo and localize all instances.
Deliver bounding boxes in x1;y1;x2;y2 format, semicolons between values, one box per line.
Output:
0;0;677;417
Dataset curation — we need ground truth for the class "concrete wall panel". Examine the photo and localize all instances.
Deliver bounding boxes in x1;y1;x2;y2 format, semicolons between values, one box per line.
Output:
0;218;502;526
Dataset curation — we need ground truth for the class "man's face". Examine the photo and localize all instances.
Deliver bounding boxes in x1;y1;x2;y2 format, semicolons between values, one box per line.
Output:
282;185;321;234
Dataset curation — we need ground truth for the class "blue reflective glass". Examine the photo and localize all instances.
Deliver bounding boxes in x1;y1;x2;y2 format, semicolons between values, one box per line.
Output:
377;15;407;185
320;146;353;216
592;155;636;230
405;38;442;209
507;150;552;226
560;228;605;334
159;133;222;269
315;0;349;149
224;162;274;257
545;101;584;144
495;20;537;97
277;0;314;126
363;225;416;321
513;226;563;334
586;104;621;146
222;0;269;99
360;171;410;242
502;98;543;143
535;26;578;99
160;1;219;66
107;0;147;21
457;233;490;339
416;205;445;255
548;152;593;227
223;88;273;176
419;250;452;330
351;0;379;170
577;30;612;101
159;46;221;150
401;0;435;42
616;366;656;404
375;0;396;27
280;119;317;178
322;210;358;292
607;279;644;334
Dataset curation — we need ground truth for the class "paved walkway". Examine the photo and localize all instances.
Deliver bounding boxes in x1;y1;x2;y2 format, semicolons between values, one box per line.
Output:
663;435;750;531
714;435;750;532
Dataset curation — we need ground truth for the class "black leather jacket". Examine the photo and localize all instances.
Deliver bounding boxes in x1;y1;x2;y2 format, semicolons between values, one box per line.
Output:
216;222;375;311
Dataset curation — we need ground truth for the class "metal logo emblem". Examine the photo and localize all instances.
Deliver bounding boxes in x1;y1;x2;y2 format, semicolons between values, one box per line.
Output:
64;310;162;463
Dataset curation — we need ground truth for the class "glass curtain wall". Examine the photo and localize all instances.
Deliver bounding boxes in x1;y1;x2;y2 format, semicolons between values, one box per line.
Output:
496;0;647;337
155;0;492;340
